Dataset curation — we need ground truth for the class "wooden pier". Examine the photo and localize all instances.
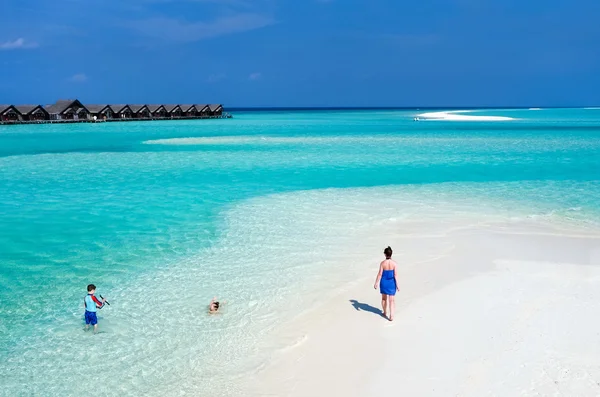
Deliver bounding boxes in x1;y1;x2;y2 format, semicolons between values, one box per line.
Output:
0;114;232;126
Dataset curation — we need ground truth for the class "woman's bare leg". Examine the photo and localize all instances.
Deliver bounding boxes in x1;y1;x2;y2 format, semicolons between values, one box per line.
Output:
381;295;388;318
388;296;395;321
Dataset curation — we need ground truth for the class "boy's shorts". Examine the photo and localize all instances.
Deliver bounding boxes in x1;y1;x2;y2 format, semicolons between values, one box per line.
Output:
85;311;98;325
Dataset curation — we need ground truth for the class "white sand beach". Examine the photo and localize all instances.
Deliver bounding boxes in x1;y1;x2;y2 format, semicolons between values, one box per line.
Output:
249;223;600;396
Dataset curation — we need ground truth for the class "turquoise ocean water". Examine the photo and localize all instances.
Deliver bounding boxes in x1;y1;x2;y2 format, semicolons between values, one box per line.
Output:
1;108;600;396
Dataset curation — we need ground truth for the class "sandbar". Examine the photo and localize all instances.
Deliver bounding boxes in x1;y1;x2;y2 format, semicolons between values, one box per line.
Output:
248;223;600;396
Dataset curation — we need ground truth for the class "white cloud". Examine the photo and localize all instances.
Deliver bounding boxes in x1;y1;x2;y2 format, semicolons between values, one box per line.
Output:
130;13;275;42
249;72;261;80
69;73;88;83
0;38;38;50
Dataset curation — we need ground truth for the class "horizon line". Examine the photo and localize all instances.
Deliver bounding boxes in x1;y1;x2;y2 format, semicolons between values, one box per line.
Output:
228;106;599;111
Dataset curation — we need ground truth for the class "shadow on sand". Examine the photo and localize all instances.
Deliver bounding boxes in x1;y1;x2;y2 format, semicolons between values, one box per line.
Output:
349;299;386;319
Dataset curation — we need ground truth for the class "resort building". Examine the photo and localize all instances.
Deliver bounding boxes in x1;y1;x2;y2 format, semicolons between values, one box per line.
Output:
148;105;167;118
87;105;114;120
164;105;183;118
197;104;210;117
44;99;89;120
112;105;134;119
130;105;151;119
180;105;197;117
15;105;49;121
0;99;228;124
209;104;223;116
0;105;22;122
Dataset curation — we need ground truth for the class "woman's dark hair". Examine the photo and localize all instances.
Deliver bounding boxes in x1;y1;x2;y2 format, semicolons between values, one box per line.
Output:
383;246;393;258
214;302;220;309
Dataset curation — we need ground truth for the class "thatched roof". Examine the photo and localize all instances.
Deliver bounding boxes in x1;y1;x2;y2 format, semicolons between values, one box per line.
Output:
147;105;166;112
2;101;223;118
14;105;46;115
111;105;132;113
129;105;149;113
179;105;196;112
45;99;87;114
0;105;19;114
86;104;113;113
164;104;182;112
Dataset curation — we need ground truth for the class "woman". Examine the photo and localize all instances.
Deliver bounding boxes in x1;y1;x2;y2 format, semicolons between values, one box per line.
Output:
374;246;399;321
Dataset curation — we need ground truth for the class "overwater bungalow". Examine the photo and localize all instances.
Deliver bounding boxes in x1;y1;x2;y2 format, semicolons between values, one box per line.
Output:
1;99;228;124
196;104;210;117
208;104;223;117
130;105;151;119
0;105;22;122
86;104;114;120
45;99;89;120
112;105;134;119
180;105;197;117
148;105;167;118
15;105;49;121
164;105;183;118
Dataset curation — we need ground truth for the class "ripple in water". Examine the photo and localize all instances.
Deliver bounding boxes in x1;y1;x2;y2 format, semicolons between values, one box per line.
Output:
2;181;600;396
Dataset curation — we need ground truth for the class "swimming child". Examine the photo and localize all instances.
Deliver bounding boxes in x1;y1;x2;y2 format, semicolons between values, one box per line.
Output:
84;284;106;333
208;297;222;314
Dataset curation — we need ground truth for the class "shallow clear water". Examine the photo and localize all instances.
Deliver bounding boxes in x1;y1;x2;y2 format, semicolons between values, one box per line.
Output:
1;108;600;395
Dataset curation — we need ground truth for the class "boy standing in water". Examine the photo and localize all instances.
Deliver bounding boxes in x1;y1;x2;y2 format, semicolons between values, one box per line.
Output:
84;284;105;333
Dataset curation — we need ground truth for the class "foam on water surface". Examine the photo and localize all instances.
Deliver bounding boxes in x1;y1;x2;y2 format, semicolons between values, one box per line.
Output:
417;110;516;121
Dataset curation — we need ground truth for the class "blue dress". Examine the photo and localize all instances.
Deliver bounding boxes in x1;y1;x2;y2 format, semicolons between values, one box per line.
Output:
380;269;397;296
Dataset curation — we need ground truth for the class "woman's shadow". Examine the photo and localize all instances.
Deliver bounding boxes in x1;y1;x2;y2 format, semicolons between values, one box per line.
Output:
349;299;386;318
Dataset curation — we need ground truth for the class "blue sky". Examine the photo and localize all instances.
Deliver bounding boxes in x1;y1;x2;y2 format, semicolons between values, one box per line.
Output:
1;0;599;107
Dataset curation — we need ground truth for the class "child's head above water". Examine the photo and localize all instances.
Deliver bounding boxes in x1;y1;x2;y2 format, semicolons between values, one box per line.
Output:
209;298;221;313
